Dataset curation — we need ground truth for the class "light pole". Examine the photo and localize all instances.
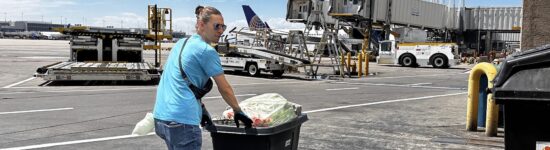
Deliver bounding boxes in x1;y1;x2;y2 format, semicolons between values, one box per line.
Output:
4;12;6;22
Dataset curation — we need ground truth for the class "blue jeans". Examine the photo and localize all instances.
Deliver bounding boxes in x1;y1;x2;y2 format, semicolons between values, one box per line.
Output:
154;119;202;150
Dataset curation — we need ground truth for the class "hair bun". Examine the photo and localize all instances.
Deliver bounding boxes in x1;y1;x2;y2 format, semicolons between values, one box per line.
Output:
195;5;204;16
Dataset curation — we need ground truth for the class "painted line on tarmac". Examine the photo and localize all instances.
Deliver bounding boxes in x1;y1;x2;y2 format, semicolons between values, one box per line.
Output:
304;92;468;113
0;93;468;149
0;91;34;95
325;87;359;91
34;87;156;93
362;83;465;90
351;74;457;80
2;77;36;89
203;94;257;99
0;107;73;115
226;74;290;82
0;132;156;150
1;81;297;95
9;81;310;91
232;81;315;86
406;83;432;86
333;82;465;90
0;87;156;95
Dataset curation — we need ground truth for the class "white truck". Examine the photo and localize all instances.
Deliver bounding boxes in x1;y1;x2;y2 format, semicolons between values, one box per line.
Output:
215;43;284;77
220;53;285;77
378;41;460;68
377;28;460;68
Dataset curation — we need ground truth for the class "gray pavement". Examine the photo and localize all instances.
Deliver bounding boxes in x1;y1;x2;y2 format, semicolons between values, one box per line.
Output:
0;39;503;150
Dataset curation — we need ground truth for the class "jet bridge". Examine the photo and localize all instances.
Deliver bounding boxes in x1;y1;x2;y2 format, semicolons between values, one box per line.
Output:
287;0;458;30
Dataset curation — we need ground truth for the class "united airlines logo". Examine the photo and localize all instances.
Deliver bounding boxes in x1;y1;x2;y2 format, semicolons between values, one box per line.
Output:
250;16;267;29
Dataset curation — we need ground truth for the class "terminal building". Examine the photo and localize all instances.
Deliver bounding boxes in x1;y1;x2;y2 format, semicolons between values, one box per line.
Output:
0;21;65;32
0;21;188;40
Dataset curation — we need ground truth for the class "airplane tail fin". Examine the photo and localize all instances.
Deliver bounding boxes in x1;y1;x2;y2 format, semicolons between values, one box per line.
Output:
242;5;270;31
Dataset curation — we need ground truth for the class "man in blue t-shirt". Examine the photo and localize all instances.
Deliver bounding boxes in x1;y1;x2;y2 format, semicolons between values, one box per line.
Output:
153;6;253;150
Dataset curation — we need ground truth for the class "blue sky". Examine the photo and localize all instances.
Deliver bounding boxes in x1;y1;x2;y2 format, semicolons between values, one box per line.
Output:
0;0;522;34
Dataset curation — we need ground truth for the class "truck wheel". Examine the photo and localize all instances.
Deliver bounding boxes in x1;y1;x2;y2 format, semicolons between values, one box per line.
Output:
247;63;260;76
272;70;284;78
400;54;416;67
431;55;449;68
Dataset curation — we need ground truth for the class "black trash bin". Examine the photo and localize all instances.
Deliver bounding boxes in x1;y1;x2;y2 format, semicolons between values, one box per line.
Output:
493;44;550;150
207;113;308;150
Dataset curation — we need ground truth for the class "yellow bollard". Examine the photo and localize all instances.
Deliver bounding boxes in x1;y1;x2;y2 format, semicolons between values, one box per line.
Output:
486;93;499;136
351;61;357;74
347;52;352;72
358;53;363;77
364;52;369;76
341;52;345;67
340;51;345;77
466;62;498;136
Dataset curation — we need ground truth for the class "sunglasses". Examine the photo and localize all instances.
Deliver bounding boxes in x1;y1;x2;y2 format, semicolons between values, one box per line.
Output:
214;23;227;31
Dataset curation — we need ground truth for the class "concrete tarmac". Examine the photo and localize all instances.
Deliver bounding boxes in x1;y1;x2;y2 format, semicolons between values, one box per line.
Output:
0;39;503;150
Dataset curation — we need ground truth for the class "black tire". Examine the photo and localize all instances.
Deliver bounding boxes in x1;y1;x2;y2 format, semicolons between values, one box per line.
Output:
400;54;416;67
431;54;449;68
246;63;260;76
272;70;284;78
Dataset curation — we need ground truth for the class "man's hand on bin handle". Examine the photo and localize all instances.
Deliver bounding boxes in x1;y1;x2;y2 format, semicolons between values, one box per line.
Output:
233;111;253;129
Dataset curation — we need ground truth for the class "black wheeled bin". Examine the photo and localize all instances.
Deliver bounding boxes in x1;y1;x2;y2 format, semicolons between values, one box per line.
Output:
493;44;550;150
206;113;308;150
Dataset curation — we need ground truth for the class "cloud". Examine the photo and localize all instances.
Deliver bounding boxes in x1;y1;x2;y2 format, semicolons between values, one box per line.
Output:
91;12;147;28
0;0;75;21
262;18;305;30
172;17;197;33
225;18;305;30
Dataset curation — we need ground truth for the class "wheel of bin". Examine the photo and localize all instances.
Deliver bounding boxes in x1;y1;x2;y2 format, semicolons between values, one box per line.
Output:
247;63;260;76
400;54;416;67
431;54;449;68
272;70;284;78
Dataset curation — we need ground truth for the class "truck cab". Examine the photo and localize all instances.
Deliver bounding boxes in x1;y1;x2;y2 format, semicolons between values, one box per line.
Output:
378;40;460;68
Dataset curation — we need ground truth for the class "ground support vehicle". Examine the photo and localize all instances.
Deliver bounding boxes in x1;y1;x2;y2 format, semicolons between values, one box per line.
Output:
34;27;161;81
378;41;460;68
215;43;311;77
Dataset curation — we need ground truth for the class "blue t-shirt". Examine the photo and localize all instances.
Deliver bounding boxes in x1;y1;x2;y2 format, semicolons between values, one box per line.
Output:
153;34;224;125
